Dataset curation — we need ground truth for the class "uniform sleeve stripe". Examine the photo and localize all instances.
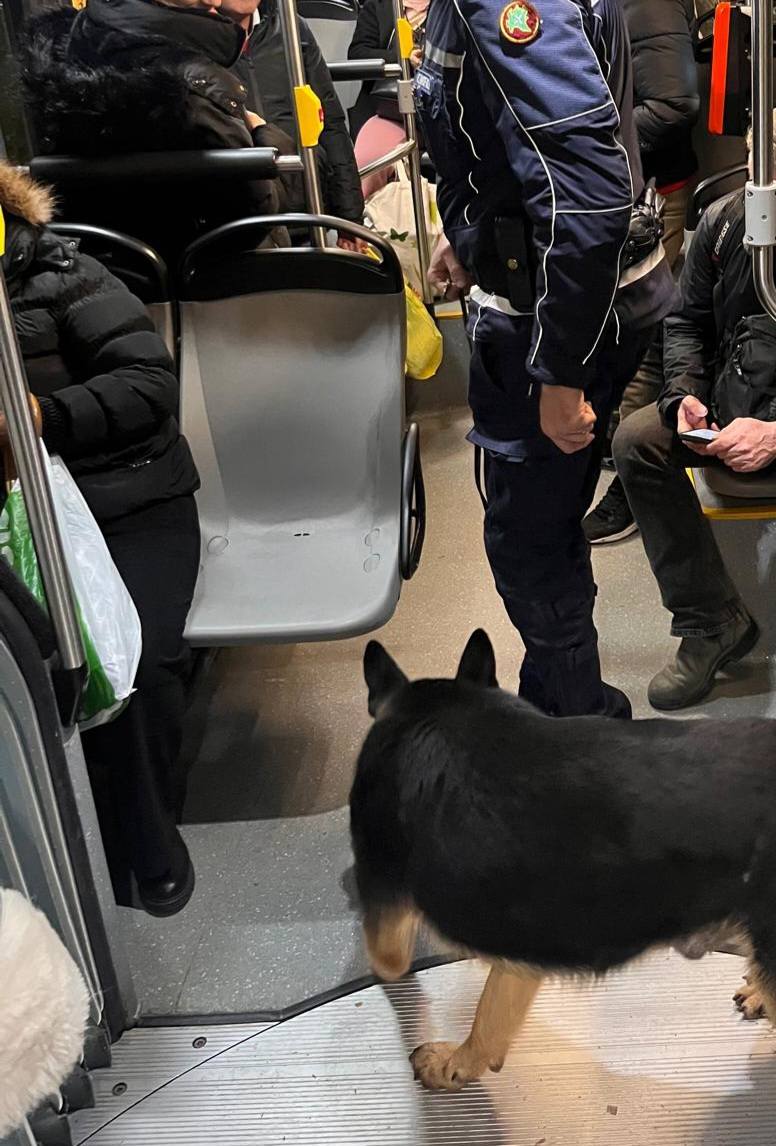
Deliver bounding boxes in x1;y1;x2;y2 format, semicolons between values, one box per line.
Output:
525;100;613;132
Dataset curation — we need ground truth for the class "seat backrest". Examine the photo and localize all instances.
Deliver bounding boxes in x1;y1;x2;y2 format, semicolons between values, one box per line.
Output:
48;224;177;360
298;0;360;110
178;217;405;533
686;165;748;233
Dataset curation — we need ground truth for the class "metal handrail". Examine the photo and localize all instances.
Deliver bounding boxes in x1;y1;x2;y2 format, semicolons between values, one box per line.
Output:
389;0;432;304
358;138;416;179
328;59;403;80
0;263;85;677
747;0;776;319
279;0;327;248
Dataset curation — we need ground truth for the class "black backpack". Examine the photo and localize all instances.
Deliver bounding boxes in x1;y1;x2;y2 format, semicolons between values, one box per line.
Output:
707;196;776;427
713;312;776;427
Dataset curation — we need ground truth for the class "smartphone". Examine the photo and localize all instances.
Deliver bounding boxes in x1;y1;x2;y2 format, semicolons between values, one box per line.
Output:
679;428;719;444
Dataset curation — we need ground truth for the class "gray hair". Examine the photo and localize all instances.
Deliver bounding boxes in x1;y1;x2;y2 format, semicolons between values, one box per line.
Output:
746;112;776;177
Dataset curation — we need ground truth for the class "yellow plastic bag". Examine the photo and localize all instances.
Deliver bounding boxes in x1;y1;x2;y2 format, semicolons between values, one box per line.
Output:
404;281;443;381
364;246;443;379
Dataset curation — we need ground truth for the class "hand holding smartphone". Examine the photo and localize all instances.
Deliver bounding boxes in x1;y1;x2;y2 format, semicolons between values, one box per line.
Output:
678;428;719;445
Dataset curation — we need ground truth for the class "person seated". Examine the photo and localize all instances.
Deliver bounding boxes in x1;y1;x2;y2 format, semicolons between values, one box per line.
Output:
613;134;772;712
0;160;200;917
347;0;426;197
21;0;295;263
222;0;365;227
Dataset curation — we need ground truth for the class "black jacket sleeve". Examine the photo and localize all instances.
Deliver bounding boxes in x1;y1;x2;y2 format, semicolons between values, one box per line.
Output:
659;209;719;424
348;0;394;61
183;64;288;216
627;0;700;155
39;255;180;461
302;20;365;222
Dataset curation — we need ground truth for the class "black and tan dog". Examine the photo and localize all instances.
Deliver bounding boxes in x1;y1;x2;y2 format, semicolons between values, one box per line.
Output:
349;631;776;1091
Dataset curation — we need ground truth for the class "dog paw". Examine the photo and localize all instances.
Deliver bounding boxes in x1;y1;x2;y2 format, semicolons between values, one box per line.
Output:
734;978;766;1021
410;1041;482;1092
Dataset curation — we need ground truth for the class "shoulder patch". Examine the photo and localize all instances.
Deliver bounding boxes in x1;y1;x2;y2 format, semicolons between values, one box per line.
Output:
499;0;541;46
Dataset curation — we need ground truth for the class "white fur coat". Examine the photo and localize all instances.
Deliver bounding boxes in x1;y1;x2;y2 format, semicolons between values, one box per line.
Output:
0;888;89;1137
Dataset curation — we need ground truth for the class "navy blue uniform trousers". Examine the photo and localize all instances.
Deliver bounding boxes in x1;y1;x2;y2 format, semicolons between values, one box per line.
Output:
470;304;652;716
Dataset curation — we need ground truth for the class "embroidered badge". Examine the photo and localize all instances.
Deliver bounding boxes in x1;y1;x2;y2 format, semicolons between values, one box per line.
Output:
499;0;541;45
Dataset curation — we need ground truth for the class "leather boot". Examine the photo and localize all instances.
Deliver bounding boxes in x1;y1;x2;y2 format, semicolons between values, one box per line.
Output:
648;610;760;711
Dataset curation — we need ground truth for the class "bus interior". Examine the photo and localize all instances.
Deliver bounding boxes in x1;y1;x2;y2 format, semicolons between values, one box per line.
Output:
3;0;776;1142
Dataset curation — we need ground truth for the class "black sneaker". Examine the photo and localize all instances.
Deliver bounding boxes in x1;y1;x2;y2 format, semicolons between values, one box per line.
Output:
583;476;638;544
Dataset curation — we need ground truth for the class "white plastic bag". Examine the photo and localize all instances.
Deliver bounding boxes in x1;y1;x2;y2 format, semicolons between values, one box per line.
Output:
365;161;442;297
0;446;142;729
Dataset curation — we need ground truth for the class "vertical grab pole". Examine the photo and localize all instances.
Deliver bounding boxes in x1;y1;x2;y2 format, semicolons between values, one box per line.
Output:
747;0;776;318
391;0;433;304
0;212;85;688
278;0;327;248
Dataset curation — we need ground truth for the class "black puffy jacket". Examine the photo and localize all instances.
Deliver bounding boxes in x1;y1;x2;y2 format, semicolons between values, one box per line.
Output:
20;0;293;262
0;164;198;523
660;191;760;423
347;0;398;138
621;0;700;189
234;4;364;223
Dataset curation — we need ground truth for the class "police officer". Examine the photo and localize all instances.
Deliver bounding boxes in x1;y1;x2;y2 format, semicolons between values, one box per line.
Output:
416;0;675;718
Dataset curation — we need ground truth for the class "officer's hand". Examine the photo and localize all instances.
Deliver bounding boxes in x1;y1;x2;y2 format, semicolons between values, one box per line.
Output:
428;234;472;300
540;385;596;454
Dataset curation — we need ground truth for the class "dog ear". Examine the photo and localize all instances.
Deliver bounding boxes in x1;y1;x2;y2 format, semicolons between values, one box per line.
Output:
456;629;498;687
364;641;408;716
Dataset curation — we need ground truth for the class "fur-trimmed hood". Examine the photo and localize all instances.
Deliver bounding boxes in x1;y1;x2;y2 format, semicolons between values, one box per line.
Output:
0;163;54;227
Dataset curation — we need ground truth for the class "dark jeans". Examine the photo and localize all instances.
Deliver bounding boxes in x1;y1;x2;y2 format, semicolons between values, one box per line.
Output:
479;324;654;716
82;495;200;900
613;402;742;636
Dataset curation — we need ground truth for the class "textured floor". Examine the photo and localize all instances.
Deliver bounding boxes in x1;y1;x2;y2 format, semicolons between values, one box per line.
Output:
118;321;775;1017
72;953;776;1146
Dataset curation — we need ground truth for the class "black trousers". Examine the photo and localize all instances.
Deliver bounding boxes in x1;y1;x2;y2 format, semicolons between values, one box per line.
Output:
614;402;744;637
476;322;653;716
81;495;200;899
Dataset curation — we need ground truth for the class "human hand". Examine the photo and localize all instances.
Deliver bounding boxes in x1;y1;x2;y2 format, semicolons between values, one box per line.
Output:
245;110;266;130
704;417;776;472
428;234;472;300
676;395;718;456
540;385;596;454
410;48;423;68
337;234;371;253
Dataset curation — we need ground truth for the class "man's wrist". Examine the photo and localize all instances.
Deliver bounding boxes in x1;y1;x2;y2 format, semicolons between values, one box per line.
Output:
765;422;776;460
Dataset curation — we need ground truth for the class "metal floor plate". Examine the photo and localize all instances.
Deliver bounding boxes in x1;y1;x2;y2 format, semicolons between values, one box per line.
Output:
73;951;776;1145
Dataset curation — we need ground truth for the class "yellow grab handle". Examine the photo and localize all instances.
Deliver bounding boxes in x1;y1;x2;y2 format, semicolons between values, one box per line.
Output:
0;205;5;259
293;85;324;149
397;17;414;60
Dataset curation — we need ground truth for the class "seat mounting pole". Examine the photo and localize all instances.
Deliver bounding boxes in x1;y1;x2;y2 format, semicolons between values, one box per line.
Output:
391;0;433;304
747;0;776;320
279;0;327;248
0;211;85;682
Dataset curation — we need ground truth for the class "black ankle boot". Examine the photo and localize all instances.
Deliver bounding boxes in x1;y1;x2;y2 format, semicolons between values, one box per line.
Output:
137;835;195;917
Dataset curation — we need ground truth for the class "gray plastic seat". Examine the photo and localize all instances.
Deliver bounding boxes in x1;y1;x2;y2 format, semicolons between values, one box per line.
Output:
690;466;776;652
179;215;423;646
298;0;360;113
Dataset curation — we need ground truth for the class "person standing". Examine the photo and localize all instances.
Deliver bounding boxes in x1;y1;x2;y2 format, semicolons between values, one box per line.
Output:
421;0;675;717
222;0;365;224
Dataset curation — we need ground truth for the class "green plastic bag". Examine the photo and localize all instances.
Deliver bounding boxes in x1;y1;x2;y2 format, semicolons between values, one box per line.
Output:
0;450;142;728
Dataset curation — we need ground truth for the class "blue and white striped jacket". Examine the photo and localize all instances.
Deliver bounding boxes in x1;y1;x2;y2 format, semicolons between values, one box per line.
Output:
415;0;671;395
